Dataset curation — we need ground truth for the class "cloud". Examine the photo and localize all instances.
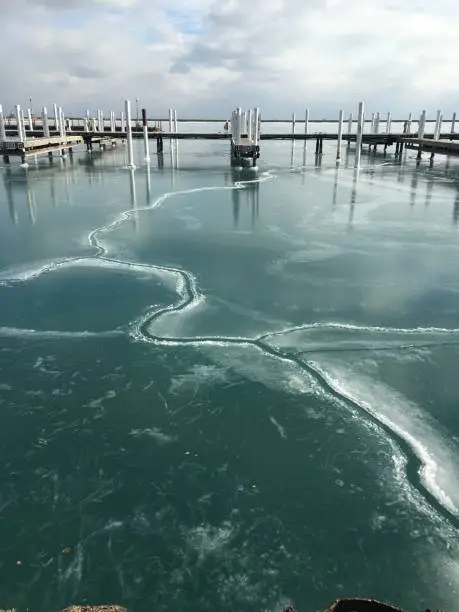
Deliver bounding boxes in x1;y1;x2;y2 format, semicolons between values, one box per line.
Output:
0;0;458;117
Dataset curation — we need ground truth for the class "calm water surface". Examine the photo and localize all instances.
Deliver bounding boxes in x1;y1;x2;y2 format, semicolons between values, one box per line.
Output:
1;139;459;611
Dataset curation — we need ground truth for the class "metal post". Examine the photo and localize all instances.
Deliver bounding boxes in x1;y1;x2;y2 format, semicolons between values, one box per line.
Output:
125;100;135;169
355;101;364;168
142;108;150;163
0;104;6;143
173;109;178;133
434;110;442;140
15;104;25;142
53;103;59;131
292;112;296;139
451;112;456;135
336;109;344;161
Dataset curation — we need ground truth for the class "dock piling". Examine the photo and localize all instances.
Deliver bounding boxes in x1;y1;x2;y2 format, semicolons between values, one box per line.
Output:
142;108;150;163
304;109;309;146
174;110;178;133
291;112;296;139
0;105;6;143
27;109;33;131
418;110;426;138
375;112;380;134
355;101;364;167
121;111;126;133
451;112;456;136
386;112;391;134
407;112;412;134
15;105;25;142
125;100;135;169
336;109;344;161
42;107;50;137
53;104;59;131
347;112;353;137
434;110;442;140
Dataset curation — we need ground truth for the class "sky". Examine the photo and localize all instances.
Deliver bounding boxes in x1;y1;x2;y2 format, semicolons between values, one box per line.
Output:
1;0;458;118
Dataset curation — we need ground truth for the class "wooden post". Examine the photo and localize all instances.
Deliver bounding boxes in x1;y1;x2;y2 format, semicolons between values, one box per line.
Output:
355;101;364;167
315;137;320;155
157;133;163;154
125;99;135;168
0;104;6;143
142;108;150;163
336;109;344;161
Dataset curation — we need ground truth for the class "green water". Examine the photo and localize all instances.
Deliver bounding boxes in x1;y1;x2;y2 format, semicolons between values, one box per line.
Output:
1;140;459;611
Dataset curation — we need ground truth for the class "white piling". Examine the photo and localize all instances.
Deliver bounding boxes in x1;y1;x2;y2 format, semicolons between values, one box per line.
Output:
370;113;375;134
142;109;150;163
15;104;25;142
168;109;173;134
347;112;353;135
121;111;126;133
254;107;260;145
53;103;59;131
292;112;296;139
418;110;426;138
386;112;391;134
173;109;178;133
407;112;412;134
247;109;253;140
125;100;135;169
0;104;6;143
42;107;50;137
59;107;65;138
336;109;344;161
27;109;33;131
451;112;456;134
355;101;364;168
374;112;380;134
434;110;442;140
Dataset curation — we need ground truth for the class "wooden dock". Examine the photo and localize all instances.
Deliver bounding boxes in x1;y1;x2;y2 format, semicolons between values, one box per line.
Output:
1;135;83;163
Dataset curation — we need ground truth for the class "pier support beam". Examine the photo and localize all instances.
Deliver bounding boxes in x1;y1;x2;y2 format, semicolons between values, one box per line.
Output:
125;99;135;169
336;109;344;162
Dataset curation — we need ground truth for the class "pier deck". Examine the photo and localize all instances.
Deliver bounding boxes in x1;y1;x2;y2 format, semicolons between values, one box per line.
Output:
1;135;83;163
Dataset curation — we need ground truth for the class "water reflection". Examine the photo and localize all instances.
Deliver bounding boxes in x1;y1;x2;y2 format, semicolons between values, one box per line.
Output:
230;168;260;228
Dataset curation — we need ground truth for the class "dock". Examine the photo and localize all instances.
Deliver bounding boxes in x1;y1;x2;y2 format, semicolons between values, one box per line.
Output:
1;135;82;164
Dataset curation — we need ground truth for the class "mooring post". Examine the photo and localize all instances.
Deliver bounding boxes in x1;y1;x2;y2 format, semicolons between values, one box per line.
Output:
157;133;164;154
406;112;412;134
125;99;135;168
304;109;309;145
347;112;353;135
418;110;426;138
355;101;364;167
386;112;391;134
247;109;253;140
370;113;375;134
291;112;296;139
451;112;456;137
53;103;59;132
121;111;126;133
434;110;442;140
0;104;6;143
42;107;50;137
15;104;25;142
142;108;150;163
168;109;173;134
59;107;65;139
173;109;178;133
315;137;320;155
254;107;260;145
374;112;380;134
417;145;422;161
336;109;344;161
27;109;33;131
